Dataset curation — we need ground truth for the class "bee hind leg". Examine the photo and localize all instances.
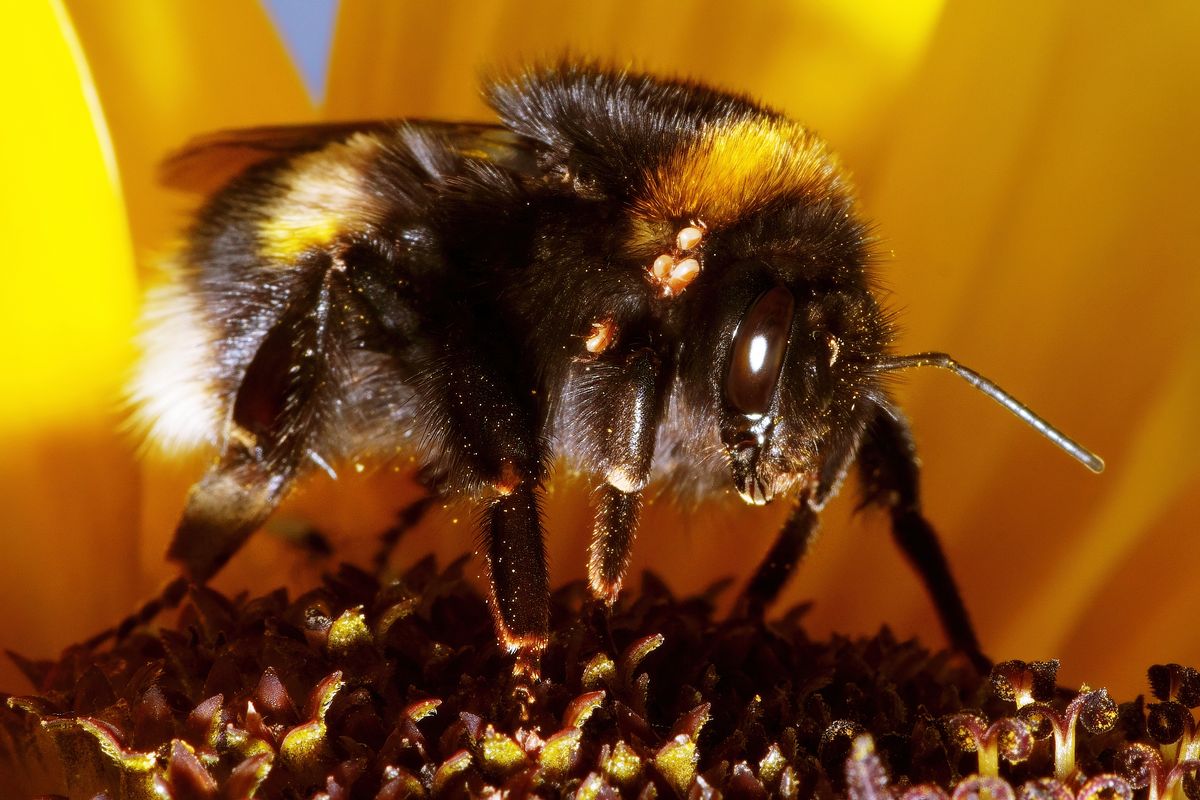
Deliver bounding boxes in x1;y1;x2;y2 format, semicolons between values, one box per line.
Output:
858;406;990;672
83;441;294;649
167;448;292;583
171;266;346;586
87;269;344;651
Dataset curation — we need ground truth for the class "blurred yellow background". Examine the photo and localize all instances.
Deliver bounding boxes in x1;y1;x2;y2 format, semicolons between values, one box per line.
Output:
2;0;1198;700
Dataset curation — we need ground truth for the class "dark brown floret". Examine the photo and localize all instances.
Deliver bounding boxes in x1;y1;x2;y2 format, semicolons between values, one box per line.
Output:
1;560;1195;798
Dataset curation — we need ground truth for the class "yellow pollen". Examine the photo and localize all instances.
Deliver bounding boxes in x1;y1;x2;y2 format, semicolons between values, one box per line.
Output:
676;226;703;251
585;319;614;354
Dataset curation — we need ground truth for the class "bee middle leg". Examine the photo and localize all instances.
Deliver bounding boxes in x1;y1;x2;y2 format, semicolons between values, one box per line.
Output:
344;238;551;671
416;339;551;667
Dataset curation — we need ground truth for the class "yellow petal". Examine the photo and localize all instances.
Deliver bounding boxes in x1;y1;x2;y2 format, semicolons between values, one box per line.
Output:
63;0;314;252
0;1;315;691
0;1;138;692
326;0;942;146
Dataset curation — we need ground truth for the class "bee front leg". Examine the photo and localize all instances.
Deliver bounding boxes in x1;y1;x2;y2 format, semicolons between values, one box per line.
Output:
589;485;642;604
738;493;820;617
586;348;663;604
736;439;859;616
858;406;990;672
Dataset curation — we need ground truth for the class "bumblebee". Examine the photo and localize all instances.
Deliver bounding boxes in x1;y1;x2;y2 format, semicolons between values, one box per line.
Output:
130;62;1102;673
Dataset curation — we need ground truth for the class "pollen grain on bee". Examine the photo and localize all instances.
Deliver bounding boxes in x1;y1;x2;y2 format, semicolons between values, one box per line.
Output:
651;254;674;281
584;319;615;354
676;225;704;251
666;257;701;295
827;334;842;366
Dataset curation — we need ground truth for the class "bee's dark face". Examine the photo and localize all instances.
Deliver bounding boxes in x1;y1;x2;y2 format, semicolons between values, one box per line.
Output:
716;272;886;506
721;284;799;504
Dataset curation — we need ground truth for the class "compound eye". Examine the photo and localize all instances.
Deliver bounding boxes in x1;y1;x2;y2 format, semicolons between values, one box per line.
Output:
725;285;795;414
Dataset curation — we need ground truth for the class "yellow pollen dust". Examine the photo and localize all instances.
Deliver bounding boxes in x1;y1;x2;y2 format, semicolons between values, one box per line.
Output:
827;334;842;366
585;319;615;353
676;225;704;251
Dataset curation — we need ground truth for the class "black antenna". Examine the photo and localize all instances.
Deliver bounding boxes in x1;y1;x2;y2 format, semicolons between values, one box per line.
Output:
874;351;1104;474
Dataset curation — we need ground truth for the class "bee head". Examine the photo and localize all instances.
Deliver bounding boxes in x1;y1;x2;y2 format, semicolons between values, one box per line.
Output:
715;265;888;505
713;255;1106;506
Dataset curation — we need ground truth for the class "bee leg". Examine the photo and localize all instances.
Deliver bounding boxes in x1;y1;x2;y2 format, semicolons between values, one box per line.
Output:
86;408;300;647
168;446;292;582
737;493;821;618
417;341;551;676
858;407;990;672
474;458;547;686
735;437;860;617
589;485;643;604
170;268;344;584
586;348;663;604
89;271;344;647
354;245;551;675
486;480;548;683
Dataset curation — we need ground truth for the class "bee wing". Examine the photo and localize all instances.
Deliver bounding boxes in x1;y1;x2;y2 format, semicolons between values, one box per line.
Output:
160;119;539;194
